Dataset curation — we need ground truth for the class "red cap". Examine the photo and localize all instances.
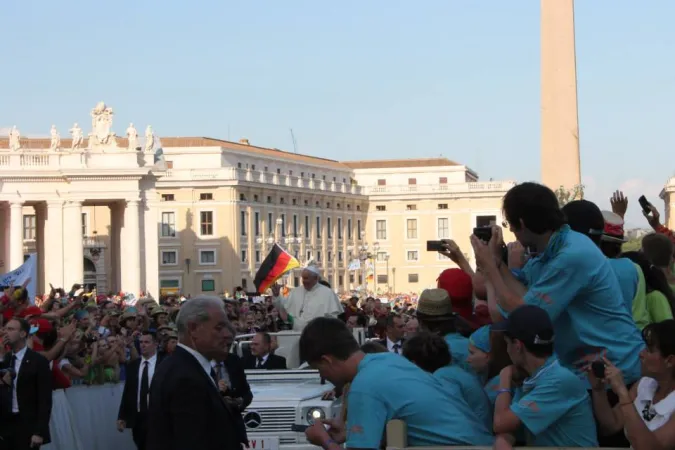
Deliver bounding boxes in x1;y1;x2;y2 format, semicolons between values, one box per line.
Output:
17;306;43;319
30;318;53;334
437;269;473;320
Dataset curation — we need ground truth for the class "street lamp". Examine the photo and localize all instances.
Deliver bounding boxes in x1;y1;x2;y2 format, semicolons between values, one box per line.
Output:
372;241;380;294
384;253;390;292
348;241;376;296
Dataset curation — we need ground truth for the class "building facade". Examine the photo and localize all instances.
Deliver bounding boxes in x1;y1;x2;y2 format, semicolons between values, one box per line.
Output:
2;103;514;297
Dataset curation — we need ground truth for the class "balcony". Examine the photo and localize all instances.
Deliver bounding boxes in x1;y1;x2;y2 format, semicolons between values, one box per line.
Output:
364;180;517;196
0;149;158;173
161;167;364;196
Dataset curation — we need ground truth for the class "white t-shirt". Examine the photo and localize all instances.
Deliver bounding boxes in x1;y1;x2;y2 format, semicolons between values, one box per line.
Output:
630;377;675;433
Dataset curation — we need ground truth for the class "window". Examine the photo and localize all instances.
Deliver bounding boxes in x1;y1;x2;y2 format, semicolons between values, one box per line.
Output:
161;250;177;265
406;204;417;211
161;194;174;201
476;215;497;228
349;274;355;283
316;217;322;238
357;220;362;239
377;179;386;186
439;177;448;184
241;250;247;262
23;215;36;240
277;168;281;174
241;278;248;289
293;215;298;237
161;212;176;237
438;203;448;210
253;195;259;202
268;213;273;234
357;205;361;211
375;205;386;211
237;162;242;168
81;213;89;237
339;275;344;286
254;212;260;236
408;178;417;185
292;199;297;205
304;200;309;206
407;250;419;261
294;277;299;287
255;250;261;263
240;211;247;236
200;193;213;201
199;249;216;265
251;165;255;170
338;218;342;239
348;219;352;239
160;279;180;290
376;220;387;240
328;251;332;261
304;216;310;238
338;251;343;261
438;218;449;239
280;197;285;204
406;219;418;239
201;279;215;292
316;250;322;261
408;273;419;283
239;193;246;201
281;214;286;237
200;211;214;236
315;201;320;208
327;218;332;239
267;196;272;203
377;274;388;284
306;250;312;261
326;202;331;209
376;252;387;261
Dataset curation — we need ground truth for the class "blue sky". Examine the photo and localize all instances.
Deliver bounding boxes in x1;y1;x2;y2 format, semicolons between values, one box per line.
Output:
2;0;674;227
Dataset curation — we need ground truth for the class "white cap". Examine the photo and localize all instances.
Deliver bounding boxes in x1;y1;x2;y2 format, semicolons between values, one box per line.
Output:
303;264;321;276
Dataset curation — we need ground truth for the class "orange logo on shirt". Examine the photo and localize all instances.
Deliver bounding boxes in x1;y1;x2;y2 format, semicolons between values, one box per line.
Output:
520;400;540;412
534;292;554;305
349;425;364;434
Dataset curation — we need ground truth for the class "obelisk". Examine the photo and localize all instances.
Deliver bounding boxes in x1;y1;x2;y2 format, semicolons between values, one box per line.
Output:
540;0;581;191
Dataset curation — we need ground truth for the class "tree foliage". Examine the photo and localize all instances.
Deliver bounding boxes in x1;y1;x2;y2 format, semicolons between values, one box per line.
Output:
622;237;643;253
555;184;585;207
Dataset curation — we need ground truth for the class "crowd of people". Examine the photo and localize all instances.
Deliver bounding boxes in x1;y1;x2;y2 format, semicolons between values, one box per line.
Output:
3;182;675;449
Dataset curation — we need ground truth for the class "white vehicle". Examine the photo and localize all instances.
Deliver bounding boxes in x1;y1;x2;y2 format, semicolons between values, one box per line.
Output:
235;329;367;450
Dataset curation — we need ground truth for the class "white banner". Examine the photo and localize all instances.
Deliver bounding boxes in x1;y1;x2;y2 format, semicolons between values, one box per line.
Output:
0;253;38;304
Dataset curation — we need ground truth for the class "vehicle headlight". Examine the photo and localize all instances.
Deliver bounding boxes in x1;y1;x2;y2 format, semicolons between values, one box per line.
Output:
305;407;326;424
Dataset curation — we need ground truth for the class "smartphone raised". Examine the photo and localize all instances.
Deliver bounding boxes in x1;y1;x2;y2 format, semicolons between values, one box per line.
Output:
638;195;652;215
591;360;606;379
426;240;445;252
473;227;492;242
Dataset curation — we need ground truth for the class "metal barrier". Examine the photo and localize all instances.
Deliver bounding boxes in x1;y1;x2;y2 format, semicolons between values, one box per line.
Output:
385;420;623;450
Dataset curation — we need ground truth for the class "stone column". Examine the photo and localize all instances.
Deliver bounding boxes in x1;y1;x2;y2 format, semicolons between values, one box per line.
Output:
143;199;159;298
35;204;46;294
541;0;581;191
0;203;8;275
9;202;24;271
62;201;83;289
44;201;64;288
109;203;123;292
121;200;141;295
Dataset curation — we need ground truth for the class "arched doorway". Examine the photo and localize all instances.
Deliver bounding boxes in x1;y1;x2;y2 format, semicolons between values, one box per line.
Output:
84;257;97;291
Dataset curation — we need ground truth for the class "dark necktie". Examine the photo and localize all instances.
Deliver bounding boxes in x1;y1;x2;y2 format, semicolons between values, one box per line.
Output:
210;367;219;385
392;344;400;354
7;355;16;414
139;361;149;413
256;357;264;369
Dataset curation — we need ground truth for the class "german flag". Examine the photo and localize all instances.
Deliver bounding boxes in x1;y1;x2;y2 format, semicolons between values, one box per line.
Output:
254;244;301;294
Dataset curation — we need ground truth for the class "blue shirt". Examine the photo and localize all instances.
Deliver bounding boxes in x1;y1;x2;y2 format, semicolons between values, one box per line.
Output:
608;257;639;315
511;357;598;447
484;374;501;406
346;353;493;448
444;333;472;372
434;364;493;430
516;225;644;386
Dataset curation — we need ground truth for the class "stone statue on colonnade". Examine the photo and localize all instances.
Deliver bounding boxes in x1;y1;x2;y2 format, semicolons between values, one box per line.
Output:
126;123;139;151
49;125;61;151
8;126;21;151
144;125;155;152
69;123;84;150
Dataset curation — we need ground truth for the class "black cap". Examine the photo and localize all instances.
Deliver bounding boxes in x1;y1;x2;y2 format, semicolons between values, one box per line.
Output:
561;200;604;238
492;305;554;350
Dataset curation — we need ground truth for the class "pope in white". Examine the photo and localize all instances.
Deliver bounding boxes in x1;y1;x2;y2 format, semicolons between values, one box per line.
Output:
272;265;343;330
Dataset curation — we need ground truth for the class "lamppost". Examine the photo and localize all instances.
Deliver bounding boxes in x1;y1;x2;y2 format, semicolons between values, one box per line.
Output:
347;239;378;296
384;253;390;293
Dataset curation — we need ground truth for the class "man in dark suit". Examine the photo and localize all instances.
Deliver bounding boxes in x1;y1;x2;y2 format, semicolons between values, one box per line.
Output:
242;332;287;369
117;331;161;450
146;297;246;450
0;318;52;450
213;323;252;410
376;314;406;354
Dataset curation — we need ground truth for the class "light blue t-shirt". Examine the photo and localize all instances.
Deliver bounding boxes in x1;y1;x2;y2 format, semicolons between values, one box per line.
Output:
608;257;639;315
434;364;493;430
515;225;644;386
484;374;501;406
444;333;472;372
346;353;494;448
511;357;598;447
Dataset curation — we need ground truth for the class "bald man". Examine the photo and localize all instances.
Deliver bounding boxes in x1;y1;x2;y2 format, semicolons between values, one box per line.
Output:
271;267;343;330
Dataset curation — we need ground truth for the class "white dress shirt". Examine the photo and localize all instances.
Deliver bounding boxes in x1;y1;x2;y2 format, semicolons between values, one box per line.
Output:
11;345;27;413
211;360;230;385
255;353;270;368
178;343;216;385
386;337;403;354
137;353;158;411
